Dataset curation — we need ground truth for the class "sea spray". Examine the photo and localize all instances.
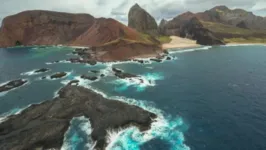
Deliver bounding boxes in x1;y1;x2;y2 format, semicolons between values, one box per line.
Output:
104;96;189;150
111;72;165;92
73;80;189;150
61;116;96;150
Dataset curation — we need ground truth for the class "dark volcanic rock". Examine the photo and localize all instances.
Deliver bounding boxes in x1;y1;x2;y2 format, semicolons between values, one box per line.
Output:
68;58;97;65
0;85;156;150
0;79;27;92
163;50;169;54
166;56;172;60
112;68;123;73
128;3;158;36
50;72;67;79
150;58;162;62
67;80;80;86
133;59;144;64
112;68;138;79
91;70;100;74
100;74;105;77
34;68;50;73
80;75;98;81
180;17;225;45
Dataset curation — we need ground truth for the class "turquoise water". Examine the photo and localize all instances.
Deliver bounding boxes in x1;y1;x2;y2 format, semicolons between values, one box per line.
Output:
1;45;266;150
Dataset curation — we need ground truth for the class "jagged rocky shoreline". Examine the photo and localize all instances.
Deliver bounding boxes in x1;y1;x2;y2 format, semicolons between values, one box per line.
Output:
0;85;156;150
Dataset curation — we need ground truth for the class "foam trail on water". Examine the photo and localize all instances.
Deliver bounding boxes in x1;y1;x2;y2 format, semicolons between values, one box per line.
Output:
61;116;96;150
20;69;50;76
222;44;266;47
169;46;212;54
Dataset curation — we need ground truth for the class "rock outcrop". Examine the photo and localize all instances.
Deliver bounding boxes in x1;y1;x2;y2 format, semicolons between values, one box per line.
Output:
180;17;224;45
0;79;28;93
0;85;156;150
128;4;158;36
50;72;67;79
196;5;266;30
158;19;168;35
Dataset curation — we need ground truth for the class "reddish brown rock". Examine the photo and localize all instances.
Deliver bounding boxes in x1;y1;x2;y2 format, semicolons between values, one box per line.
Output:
0;10;95;47
0;10;162;62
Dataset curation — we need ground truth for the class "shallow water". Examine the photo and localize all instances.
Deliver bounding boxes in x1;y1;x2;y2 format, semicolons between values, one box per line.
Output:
1;45;266;150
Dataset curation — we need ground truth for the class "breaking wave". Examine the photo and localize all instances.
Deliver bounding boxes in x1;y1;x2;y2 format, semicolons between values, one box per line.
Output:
20;69;50;76
0;107;24;123
61;116;96;150
169;46;212;54
111;72;165;92
72;81;189;150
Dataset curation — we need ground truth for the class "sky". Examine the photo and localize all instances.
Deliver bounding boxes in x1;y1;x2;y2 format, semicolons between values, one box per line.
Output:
0;0;266;24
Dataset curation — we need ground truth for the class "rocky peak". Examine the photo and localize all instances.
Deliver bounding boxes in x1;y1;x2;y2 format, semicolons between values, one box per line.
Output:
211;5;230;11
159;19;168;28
128;3;158;36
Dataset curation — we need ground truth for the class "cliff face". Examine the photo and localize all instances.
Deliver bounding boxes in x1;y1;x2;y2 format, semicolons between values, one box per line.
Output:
197;6;266;30
161;11;195;36
0;10;162;61
159;6;266;44
180;17;224;45
160;12;223;45
128;4;158;36
0;10;95;47
72;18;151;46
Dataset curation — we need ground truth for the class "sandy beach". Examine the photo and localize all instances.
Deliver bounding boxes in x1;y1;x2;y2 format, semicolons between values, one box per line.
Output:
162;36;200;49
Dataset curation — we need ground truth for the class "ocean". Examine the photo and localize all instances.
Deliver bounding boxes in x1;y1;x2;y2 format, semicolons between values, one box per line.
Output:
0;45;266;150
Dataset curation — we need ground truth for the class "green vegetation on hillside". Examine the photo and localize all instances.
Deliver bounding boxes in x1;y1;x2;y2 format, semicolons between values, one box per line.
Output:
201;21;266;43
224;37;266;44
157;36;172;43
201;21;261;35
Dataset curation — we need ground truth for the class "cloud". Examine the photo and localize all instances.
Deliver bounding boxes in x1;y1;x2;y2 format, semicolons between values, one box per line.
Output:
0;0;265;25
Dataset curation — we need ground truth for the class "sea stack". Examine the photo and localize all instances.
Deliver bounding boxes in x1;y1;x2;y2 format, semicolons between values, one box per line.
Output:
128;3;158;36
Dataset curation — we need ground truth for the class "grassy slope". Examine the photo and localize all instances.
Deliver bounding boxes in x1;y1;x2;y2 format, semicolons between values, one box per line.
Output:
201;21;266;43
156;36;172;44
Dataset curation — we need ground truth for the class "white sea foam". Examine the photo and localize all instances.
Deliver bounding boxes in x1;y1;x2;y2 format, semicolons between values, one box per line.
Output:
104;96;189;150
169;46;212;54
222;44;266;47
74;81;189;150
61;116;96;150
111;72;164;92
46;60;71;65
20;69;50;76
0;107;25;123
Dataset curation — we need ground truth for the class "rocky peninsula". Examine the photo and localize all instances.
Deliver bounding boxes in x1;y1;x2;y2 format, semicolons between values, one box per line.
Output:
0;85;156;150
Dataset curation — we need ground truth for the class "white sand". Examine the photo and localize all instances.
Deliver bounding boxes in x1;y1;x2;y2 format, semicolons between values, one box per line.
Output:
162;36;200;49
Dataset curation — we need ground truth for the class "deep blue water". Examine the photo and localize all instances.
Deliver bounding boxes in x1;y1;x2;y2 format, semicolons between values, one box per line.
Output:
0;45;266;150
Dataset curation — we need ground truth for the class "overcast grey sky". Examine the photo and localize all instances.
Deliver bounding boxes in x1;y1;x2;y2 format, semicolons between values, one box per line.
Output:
0;0;265;24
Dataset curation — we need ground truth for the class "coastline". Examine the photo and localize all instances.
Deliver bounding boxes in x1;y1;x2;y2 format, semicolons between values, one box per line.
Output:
162;36;201;50
225;43;266;46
